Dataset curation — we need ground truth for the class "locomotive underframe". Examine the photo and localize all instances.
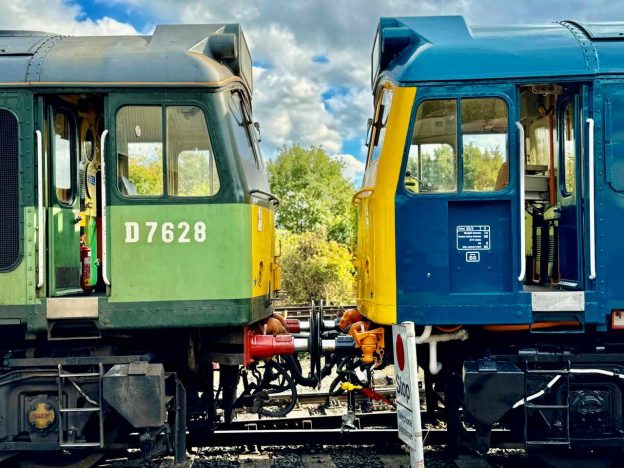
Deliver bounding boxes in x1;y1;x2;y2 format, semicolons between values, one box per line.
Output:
423;330;624;453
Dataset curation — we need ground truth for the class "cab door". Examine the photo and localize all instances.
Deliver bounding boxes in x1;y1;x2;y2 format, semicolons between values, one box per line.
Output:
47;104;81;295
395;84;520;323
556;89;585;289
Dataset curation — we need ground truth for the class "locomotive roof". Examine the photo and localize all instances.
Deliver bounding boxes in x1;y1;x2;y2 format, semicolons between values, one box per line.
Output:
0;24;253;91
374;16;624;86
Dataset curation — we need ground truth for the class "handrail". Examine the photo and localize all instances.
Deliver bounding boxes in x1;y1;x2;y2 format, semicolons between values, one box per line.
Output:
100;130;111;287
587;117;596;280
351;187;375;206
36;130;44;289
249;189;279;206
516;122;526;282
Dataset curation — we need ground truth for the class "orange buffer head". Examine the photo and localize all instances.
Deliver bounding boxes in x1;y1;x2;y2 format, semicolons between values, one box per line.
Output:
265;313;289;335
350;327;385;364
347;320;370;339
339;308;365;331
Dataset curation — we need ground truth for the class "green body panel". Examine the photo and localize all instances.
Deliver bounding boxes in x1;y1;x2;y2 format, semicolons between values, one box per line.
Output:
109;203;252;302
98;295;268;329
0;90;37;306
0;208;38;305
48;206;81;294
0;88;274;335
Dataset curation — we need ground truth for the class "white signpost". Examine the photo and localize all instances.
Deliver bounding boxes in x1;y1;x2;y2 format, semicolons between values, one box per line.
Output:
393;322;425;467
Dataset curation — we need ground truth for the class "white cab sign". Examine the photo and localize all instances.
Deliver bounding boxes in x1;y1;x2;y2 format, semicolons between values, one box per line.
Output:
392;322;425;466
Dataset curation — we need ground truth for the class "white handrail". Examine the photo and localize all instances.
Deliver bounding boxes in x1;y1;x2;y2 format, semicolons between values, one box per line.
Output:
100;130;111;287
36;130;44;289
587;117;596;280
516;122;526;282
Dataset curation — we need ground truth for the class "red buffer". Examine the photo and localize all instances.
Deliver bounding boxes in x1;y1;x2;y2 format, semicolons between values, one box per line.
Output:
243;327;295;365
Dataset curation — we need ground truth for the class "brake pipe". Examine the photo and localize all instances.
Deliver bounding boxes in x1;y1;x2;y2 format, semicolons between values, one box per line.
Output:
512;375;562;409
413;327;468;375
512;368;624;409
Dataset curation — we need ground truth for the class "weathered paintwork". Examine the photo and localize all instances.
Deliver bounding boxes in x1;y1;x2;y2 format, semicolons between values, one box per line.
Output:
0;25;277;336
359;17;624;330
0;25;252;91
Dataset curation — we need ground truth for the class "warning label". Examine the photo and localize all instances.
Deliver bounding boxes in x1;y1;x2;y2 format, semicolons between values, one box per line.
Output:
456;225;490;251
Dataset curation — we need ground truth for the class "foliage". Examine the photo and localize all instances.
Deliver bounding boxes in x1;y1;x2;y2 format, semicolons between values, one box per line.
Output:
127;148;219;196
406;142;505;192
279;228;355;304
463;143;505;191
128;149;163;195
267;145;356;247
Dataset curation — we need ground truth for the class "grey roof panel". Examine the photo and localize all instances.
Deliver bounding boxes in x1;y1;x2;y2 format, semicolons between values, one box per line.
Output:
0;24;250;89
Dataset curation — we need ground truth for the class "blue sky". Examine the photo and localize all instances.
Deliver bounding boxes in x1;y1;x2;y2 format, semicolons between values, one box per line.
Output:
2;0;624;184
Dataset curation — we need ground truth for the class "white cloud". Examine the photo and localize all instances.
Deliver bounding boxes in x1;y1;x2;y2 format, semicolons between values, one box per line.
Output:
333;153;365;186
4;0;624;167
0;0;138;35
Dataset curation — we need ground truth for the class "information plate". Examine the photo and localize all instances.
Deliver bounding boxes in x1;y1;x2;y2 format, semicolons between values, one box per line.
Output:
456;225;491;251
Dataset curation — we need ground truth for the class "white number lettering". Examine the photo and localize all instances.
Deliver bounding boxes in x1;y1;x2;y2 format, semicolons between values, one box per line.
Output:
124;222;139;243
162;222;175;243
194;222;206;242
146;221;158;243
123;221;208;243
178;222;191;243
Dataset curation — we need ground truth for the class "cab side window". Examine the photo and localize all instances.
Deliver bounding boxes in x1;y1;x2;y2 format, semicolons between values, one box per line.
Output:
167;106;219;197
368;88;394;163
116;106;163;197
228;91;259;167
404;97;508;194
405;99;457;193
116;105;219;198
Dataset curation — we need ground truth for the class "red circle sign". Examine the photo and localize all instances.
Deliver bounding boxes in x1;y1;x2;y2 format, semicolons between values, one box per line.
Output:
395;333;405;371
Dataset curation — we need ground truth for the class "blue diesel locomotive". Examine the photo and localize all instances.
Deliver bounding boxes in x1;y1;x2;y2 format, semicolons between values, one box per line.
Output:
356;16;624;460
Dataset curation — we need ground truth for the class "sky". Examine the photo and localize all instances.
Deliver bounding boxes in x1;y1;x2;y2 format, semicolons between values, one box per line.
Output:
1;0;622;184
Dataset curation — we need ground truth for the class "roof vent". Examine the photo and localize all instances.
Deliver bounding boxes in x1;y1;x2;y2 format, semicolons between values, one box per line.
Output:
208;33;237;61
380;26;413;69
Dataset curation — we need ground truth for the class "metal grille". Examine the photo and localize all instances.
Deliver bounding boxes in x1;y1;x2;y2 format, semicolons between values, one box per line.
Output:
0;109;19;270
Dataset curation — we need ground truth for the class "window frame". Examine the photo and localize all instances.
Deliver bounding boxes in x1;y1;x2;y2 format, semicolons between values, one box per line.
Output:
114;102;220;201
366;86;394;166
227;89;263;169
401;93;512;198
51;107;78;207
559;98;577;198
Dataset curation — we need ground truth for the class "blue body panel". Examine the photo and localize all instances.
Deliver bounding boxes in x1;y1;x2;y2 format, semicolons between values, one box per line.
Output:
376;17;624;85
378;17;624;328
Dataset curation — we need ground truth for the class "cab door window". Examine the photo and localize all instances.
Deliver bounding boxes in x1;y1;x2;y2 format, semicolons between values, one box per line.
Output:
404;97;508;194
53;110;76;204
562;101;576;195
461;98;508;192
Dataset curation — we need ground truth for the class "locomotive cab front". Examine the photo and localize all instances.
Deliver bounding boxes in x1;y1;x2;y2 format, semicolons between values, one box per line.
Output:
0;24;280;463
357;16;624;456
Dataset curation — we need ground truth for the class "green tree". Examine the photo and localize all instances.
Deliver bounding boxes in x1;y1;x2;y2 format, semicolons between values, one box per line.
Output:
279;228;355;304
267;145;356;246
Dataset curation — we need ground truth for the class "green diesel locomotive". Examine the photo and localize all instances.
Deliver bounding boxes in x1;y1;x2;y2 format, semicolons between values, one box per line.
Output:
0;24;281;465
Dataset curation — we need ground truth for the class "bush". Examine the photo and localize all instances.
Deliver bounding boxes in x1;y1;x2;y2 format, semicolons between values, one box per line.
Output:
279;228;355;304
